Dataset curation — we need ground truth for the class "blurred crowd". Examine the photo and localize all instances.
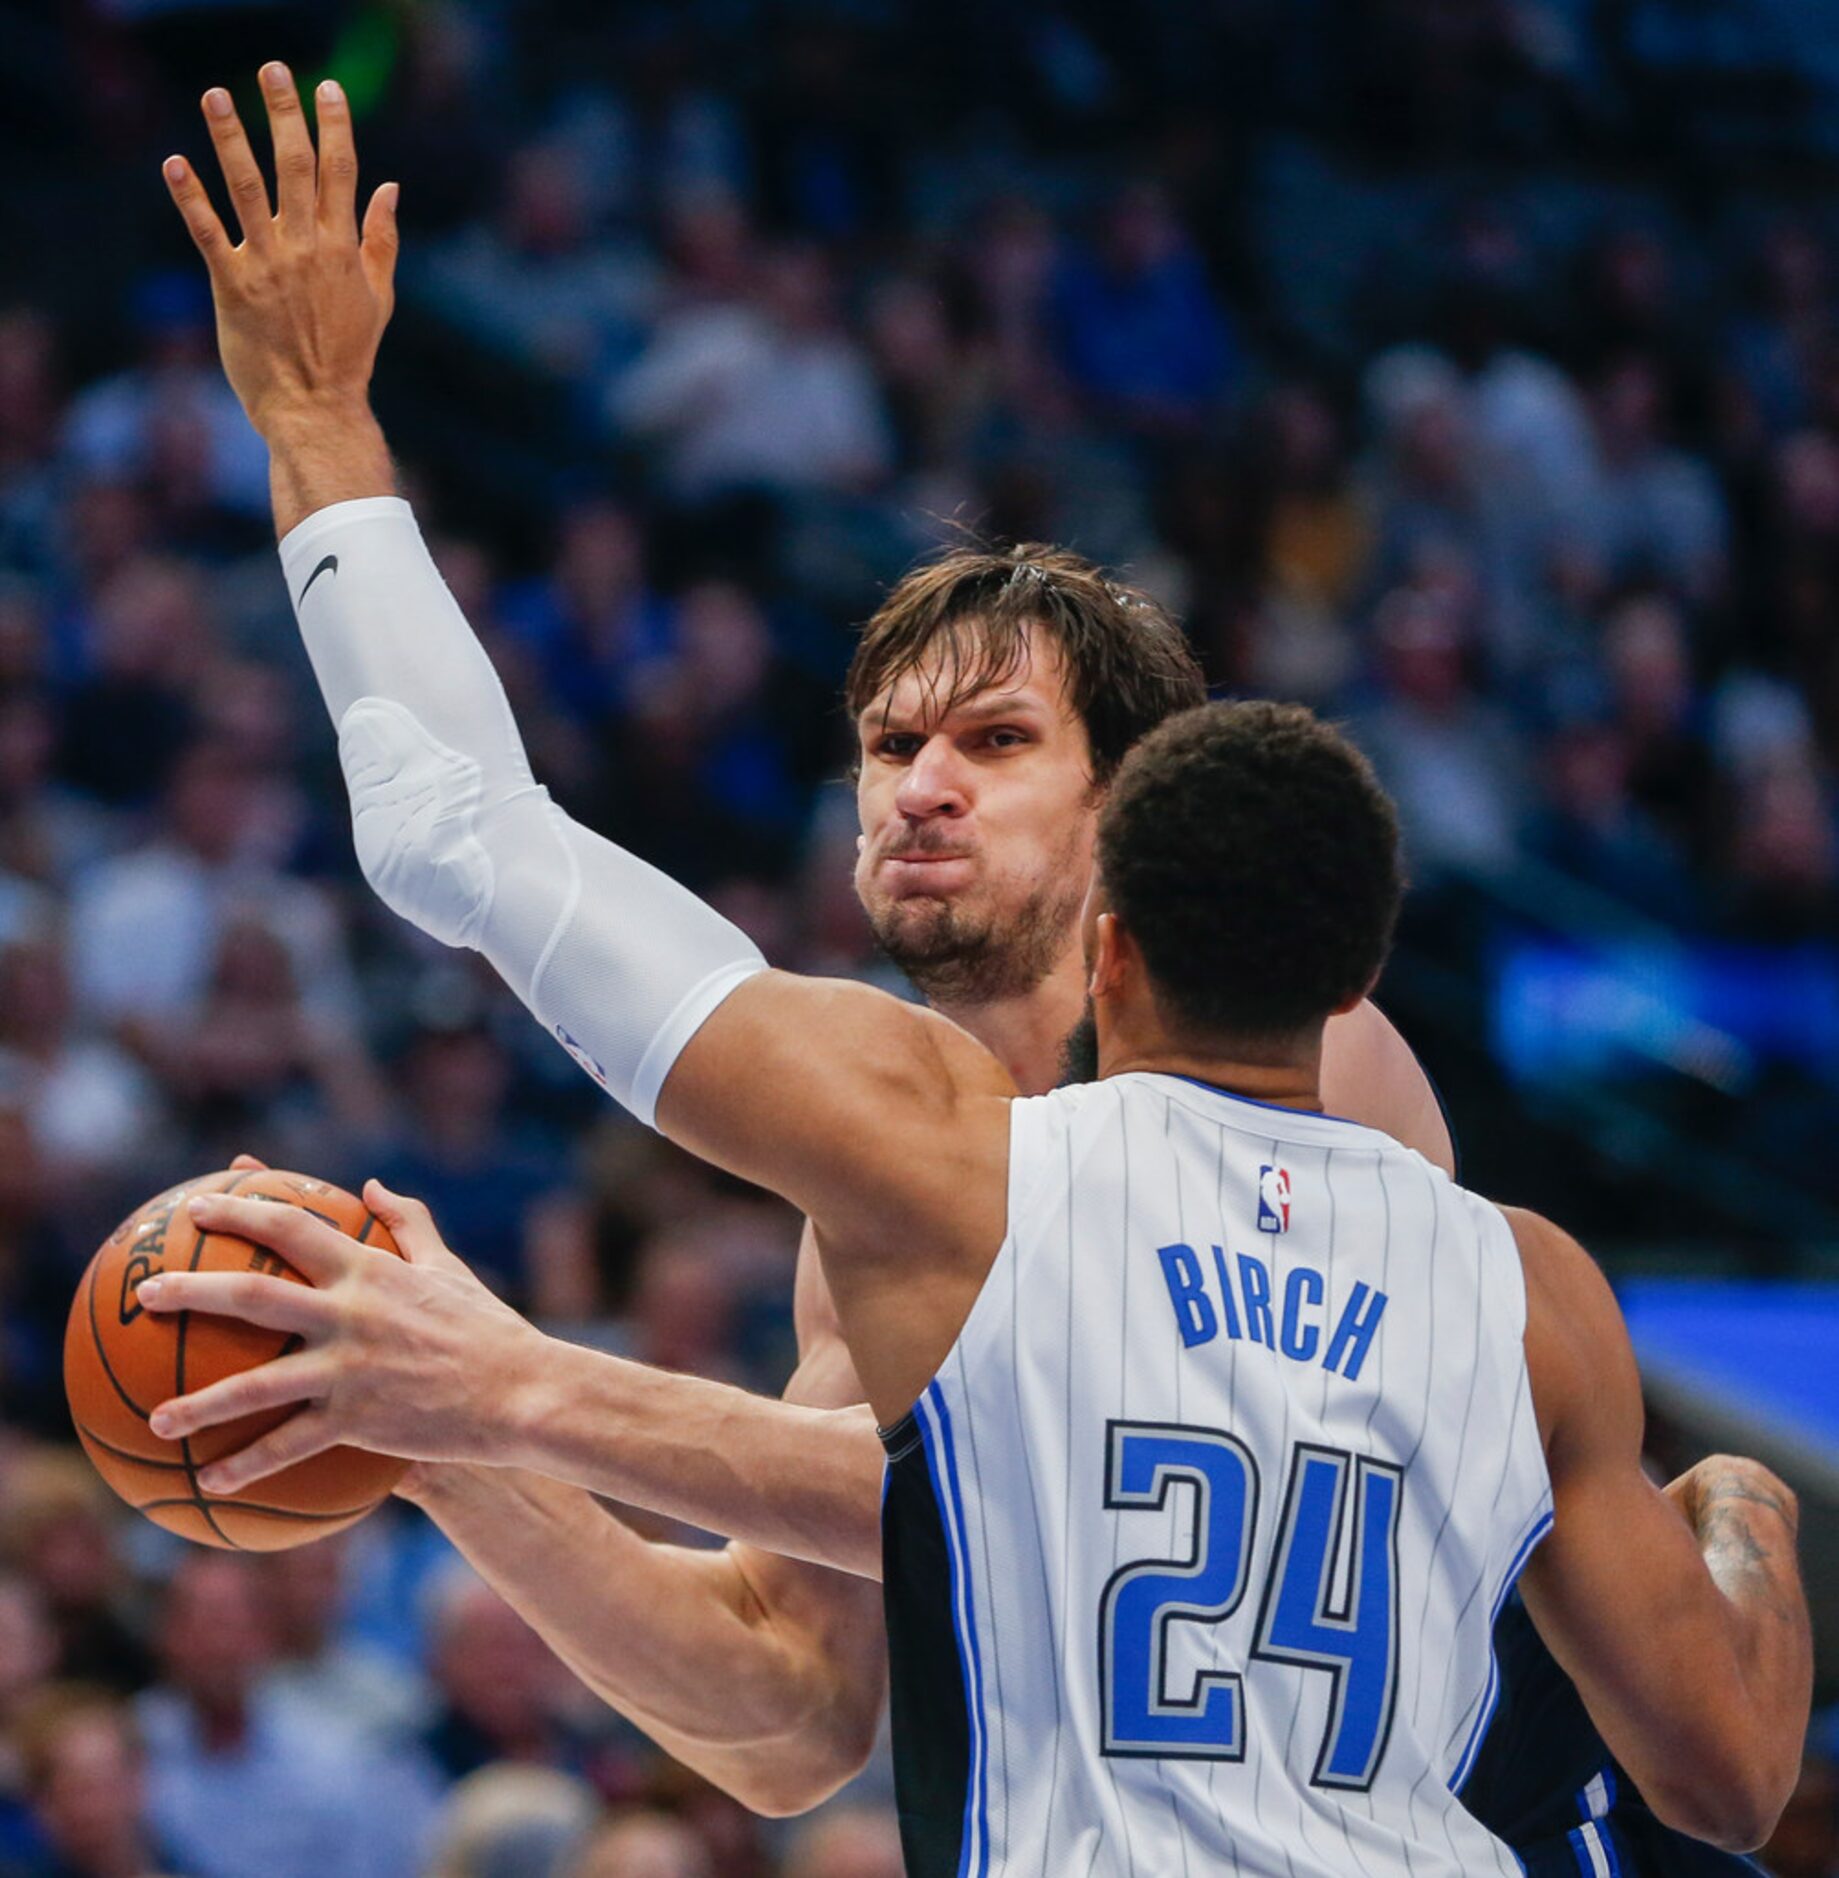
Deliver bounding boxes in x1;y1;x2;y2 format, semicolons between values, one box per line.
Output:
0;1453;908;1878
0;0;1836;1872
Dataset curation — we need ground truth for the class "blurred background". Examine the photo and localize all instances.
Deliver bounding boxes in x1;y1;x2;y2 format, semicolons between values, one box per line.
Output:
1;0;1838;1872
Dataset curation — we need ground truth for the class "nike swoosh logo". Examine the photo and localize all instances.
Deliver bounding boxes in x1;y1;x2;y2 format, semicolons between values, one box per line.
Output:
297;553;339;606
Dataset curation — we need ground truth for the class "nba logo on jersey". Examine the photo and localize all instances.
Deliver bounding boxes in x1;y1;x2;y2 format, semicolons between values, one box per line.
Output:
554;1022;612;1091
1257;1164;1292;1232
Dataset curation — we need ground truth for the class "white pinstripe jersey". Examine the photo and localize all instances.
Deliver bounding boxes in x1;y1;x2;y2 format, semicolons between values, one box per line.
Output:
879;1071;1554;1878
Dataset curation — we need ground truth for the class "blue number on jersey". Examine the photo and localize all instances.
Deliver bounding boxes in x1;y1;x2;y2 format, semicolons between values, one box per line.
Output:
1253;1444;1404;1789
1100;1422;1403;1789
1098;1422;1259;1758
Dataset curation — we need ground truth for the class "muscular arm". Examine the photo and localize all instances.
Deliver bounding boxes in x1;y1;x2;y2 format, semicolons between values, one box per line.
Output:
1320;1000;1454;1175
162;61;1002;1426
1513;1208;1811;1851
401;1236;887;1816
470;1225;882;1577
479;1331;883;1578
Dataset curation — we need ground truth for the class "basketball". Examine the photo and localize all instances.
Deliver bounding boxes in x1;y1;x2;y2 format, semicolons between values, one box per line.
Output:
63;1168;408;1551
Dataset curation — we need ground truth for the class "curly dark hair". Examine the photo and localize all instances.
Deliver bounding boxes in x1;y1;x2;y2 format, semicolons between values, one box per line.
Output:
845;541;1205;783
1097;702;1402;1041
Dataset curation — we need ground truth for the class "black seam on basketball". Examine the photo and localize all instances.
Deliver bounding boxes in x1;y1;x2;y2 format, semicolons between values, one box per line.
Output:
355;1210;381;1245
86;1251;152;1421
173;1169;261;1551
132;1496;377;1523
73;1420;190;1471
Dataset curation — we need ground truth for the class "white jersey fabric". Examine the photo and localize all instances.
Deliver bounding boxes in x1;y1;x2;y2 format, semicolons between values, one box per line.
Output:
879;1072;1553;1878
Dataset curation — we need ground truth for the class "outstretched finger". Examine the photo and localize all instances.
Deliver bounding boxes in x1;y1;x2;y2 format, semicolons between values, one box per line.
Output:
197;1409;340;1494
185;1191;357;1285
136;1268;332;1338
199;86;273;246
359;180;400;310
313;77;358;241
162;156;231;274
149;1350;329;1445
258;60;316;226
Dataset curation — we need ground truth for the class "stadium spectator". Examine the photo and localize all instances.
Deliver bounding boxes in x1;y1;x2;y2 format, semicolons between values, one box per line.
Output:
1051;182;1239;436
371;1021;566;1306
419;1570;585;1785
609;243;892;501
54;553;208;809
566;1809;712;1878
59;272;268;524
423;1764;598;1878
67;741;359;1041
496;499;678;726
1579;355;1730;603
0;922;163;1196
137;1553;437;1878
1351;572;1529;879
780;1806;905;1878
6;1684;175;1878
258;1539;427;1753
414;142;658;390
0;1456;149;1694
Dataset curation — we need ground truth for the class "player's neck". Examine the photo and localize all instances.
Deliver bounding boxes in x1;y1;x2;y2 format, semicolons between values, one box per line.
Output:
1100;1010;1328;1111
933;955;1087;1097
1106;1048;1325;1110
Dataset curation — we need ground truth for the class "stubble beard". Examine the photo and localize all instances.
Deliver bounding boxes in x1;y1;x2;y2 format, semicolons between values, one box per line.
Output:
1057;999;1099;1085
870;874;1084;1007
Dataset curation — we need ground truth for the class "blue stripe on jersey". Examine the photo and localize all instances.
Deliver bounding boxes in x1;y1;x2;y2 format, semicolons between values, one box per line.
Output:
1165;1073;1368;1129
920;1384;991;1877
1449;1508;1556;1792
1565;1821;1621;1877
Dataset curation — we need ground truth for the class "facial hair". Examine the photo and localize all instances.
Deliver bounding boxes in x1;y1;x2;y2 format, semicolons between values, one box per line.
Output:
1057;999;1100;1086
870;871;1081;1005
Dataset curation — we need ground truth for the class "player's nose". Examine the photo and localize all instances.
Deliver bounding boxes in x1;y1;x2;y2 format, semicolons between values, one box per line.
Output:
895;734;970;819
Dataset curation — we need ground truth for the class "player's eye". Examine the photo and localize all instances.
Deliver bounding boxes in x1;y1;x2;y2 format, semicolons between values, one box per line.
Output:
984;727;1030;751
875;732;923;760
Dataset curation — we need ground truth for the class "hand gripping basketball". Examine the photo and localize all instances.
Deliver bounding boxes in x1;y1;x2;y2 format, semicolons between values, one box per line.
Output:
138;1178;545;1494
65;1167;413;1548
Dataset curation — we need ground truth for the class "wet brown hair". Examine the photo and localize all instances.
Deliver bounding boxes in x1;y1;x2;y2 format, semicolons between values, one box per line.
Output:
845;542;1206;782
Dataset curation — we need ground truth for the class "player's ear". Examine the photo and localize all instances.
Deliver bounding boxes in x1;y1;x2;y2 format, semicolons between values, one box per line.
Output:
1090;910;1129;1000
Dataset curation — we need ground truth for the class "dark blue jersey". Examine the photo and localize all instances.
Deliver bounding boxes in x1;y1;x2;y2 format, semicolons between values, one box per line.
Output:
1464;1595;1766;1876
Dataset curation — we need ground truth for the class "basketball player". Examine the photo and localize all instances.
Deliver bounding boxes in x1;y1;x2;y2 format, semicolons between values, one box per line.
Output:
146;70;1810;1870
143;62;1451;1809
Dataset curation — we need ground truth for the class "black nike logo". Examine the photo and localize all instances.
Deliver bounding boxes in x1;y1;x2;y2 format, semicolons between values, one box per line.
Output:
297;553;339;606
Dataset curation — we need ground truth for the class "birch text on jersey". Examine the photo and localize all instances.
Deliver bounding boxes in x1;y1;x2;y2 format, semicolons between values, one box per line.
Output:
1155;1242;1388;1380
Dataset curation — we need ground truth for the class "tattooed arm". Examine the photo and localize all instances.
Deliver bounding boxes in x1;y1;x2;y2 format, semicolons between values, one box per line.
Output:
1515;1207;1813;1852
1665;1453;1813;1768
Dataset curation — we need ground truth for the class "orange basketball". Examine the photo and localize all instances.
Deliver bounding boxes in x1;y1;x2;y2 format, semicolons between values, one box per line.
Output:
63;1168;408;1551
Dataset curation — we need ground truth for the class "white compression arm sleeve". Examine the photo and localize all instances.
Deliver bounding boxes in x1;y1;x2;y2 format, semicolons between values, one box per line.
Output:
278;496;766;1127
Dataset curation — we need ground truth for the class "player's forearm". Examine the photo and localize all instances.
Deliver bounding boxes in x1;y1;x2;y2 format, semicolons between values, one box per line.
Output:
406;1464;879;1813
262;398;396;538
278;495;766;1128
499;1339;884;1579
1682;1457;1812;1820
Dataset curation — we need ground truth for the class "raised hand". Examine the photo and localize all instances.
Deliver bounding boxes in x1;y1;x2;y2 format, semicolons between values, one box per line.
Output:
162;64;398;469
